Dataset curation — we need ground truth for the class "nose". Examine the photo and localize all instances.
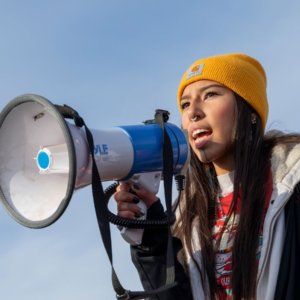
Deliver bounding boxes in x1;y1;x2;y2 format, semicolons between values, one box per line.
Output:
187;101;204;122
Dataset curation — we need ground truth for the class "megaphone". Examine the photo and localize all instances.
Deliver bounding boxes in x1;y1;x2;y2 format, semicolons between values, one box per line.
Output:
0;94;189;229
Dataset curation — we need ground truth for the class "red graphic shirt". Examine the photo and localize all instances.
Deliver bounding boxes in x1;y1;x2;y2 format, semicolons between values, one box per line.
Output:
212;173;272;299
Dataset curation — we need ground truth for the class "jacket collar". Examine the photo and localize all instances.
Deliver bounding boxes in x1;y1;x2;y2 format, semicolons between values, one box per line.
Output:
270;138;300;188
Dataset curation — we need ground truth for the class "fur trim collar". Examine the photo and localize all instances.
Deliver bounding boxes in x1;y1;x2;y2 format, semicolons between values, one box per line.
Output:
271;141;300;186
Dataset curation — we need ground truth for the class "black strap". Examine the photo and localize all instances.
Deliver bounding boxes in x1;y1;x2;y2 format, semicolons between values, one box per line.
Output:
57;105;177;299
154;110;175;286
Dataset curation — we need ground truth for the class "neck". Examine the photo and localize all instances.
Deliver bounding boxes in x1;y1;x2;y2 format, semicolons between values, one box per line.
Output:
213;164;235;176
212;155;235;176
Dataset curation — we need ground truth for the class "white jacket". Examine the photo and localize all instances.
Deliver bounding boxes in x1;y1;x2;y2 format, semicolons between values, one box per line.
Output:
184;142;300;300
257;142;300;299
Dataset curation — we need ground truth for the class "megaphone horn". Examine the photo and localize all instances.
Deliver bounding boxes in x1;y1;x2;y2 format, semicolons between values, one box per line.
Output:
0;94;189;229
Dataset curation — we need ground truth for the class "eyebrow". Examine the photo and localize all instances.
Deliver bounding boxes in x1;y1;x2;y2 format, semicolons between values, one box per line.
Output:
180;83;225;102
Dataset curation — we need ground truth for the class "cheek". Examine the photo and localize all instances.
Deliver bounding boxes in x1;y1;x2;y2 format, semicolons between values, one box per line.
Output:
181;113;188;129
212;102;236;135
181;114;189;130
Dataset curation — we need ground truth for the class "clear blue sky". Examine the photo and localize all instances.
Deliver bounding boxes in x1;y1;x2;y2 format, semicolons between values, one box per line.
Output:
0;1;299;299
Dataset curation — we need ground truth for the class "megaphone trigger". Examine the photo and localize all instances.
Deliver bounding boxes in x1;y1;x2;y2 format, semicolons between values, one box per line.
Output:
128;171;162;195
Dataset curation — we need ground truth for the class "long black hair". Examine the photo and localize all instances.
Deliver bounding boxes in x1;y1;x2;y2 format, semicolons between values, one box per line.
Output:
173;94;300;299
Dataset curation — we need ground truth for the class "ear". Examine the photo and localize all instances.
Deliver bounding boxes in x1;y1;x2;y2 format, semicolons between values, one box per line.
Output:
251;113;257;124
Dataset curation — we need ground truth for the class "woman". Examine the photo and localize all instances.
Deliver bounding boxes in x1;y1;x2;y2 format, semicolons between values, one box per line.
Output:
115;53;300;300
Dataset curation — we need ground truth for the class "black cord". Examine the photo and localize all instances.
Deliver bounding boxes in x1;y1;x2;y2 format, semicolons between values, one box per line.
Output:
104;182;177;229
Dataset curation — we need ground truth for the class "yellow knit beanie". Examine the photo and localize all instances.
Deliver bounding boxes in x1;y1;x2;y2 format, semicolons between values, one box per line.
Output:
177;53;268;129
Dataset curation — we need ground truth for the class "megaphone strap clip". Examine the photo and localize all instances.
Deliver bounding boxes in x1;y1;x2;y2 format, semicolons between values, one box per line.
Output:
155;109;170;123
143;109;170;125
55;104;84;127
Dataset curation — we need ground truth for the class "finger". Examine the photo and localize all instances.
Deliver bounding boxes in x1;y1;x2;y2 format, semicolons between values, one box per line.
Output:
117;199;145;219
117;210;135;219
114;191;137;203
117;182;131;192
117;201;143;215
131;186;158;208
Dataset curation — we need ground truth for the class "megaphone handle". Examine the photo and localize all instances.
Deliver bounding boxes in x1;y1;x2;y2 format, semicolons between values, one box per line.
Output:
118;184;147;245
119;200;147;245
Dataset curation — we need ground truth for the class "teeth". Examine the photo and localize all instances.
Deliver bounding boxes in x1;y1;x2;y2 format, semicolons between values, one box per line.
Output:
192;129;209;138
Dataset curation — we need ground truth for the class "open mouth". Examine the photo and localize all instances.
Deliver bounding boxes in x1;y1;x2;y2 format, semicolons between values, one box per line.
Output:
192;128;212;147
192;129;212;139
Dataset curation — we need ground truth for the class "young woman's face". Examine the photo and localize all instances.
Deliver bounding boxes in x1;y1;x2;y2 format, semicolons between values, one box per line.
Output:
180;80;237;175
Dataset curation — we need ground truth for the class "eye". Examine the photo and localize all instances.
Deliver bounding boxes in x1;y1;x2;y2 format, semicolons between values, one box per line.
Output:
204;91;218;100
180;101;190;110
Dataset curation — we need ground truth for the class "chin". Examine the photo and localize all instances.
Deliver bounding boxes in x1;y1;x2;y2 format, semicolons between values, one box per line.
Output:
195;149;212;164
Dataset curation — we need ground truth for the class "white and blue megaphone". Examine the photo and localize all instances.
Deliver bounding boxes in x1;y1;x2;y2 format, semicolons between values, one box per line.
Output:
0;94;189;233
